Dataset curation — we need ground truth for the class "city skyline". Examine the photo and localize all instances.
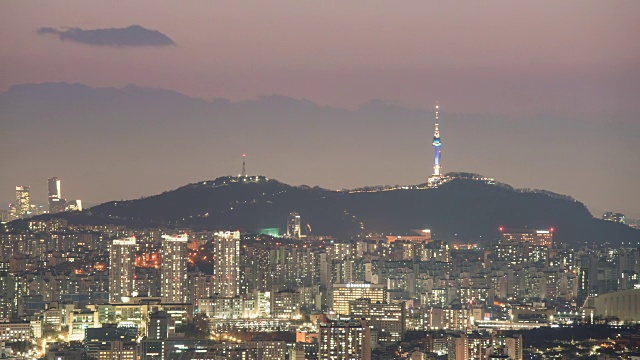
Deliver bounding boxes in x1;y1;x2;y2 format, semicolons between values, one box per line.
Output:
1;2;639;359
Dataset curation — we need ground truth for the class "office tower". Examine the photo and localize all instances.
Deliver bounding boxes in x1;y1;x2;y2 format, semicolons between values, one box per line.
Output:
213;231;240;297
47;177;64;214
287;211;301;239
109;237;136;303
332;282;386;315
319;318;371;360
48;177;61;199
428;103;443;187
47;177;65;213
161;234;189;303
15;186;30;217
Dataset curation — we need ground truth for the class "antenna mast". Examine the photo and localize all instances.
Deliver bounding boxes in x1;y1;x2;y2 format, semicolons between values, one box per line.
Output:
241;154;246;177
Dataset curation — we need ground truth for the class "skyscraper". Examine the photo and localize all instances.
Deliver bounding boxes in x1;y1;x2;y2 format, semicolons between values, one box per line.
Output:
15;186;30;217
48;177;66;213
287;211;301;239
319;318;371;360
213;231;240;297
109;237;136;303
428;103;443;187
48;177;61;199
161;234;189;303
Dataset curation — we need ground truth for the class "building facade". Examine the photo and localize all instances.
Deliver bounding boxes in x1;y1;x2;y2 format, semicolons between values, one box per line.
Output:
320;319;371;360
332;283;386;316
161;234;189;303
213;231;240;297
109;237;136;303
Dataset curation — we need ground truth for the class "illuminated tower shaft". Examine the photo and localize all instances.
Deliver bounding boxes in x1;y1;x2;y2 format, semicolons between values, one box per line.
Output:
432;103;442;177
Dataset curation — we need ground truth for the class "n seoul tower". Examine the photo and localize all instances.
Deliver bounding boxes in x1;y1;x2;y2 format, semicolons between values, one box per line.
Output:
428;103;443;187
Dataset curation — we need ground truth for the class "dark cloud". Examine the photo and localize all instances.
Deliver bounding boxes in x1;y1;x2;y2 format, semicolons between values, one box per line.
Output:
37;25;176;47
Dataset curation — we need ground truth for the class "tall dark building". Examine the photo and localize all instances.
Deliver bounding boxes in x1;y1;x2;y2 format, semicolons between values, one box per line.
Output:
47;177;66;213
577;267;589;306
148;311;169;340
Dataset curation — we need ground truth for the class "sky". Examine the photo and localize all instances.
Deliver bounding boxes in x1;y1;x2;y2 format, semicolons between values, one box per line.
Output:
1;1;639;218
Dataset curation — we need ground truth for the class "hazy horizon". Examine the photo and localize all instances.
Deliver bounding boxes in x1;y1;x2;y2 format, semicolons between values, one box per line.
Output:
1;1;639;219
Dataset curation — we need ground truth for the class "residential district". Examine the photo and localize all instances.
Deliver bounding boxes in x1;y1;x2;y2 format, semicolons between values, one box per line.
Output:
0;205;639;359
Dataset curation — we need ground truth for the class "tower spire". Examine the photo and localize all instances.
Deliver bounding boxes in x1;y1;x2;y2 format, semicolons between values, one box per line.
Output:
428;102;443;187
241;154;246;177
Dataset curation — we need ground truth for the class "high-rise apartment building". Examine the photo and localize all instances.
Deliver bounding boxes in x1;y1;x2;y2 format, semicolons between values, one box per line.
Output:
161;234;189;303
109;237;136;303
287;211;301;239
319;318;371;360
213;231;240;297
332;282;386;315
15;186;30;217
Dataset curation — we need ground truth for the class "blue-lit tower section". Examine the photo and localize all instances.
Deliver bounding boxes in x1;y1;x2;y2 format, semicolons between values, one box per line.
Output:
432;103;442;178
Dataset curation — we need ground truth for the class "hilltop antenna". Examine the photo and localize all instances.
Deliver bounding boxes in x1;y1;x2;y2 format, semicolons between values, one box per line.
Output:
242;154;246;177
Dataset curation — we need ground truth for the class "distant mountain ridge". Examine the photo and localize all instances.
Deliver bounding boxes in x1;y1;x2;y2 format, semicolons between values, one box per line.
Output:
2;82;638;224
19;175;640;246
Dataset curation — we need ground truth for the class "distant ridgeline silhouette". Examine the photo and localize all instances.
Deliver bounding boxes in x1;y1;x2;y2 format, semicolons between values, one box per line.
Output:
14;175;639;246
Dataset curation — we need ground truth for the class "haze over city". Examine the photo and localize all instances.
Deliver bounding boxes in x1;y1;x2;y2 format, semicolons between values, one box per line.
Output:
1;0;639;218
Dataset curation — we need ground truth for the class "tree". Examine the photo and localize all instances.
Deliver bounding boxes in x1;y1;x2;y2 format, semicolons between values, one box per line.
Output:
177;314;210;339
42;323;60;339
